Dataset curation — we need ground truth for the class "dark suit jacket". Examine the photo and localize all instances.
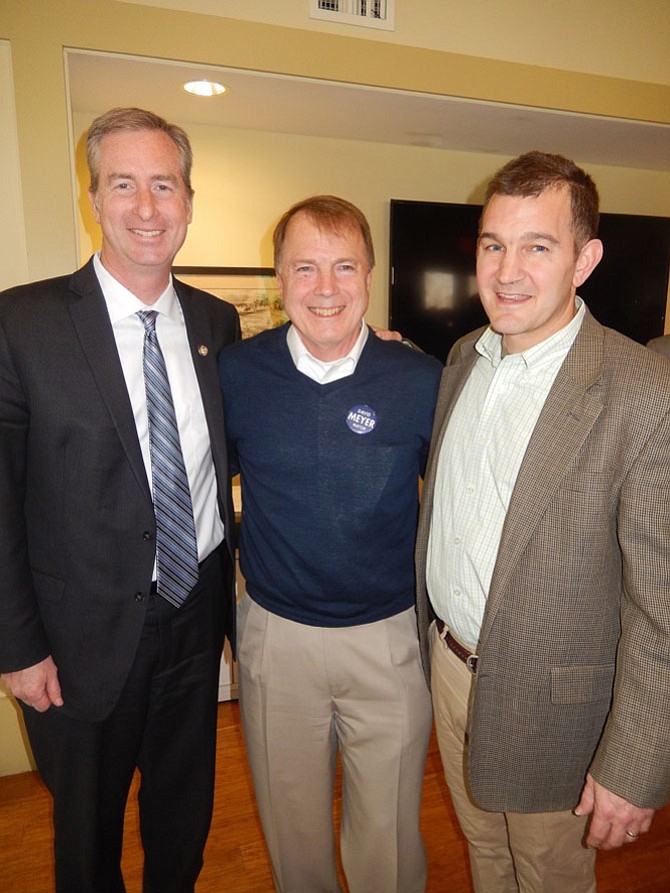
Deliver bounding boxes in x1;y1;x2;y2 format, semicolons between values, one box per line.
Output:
0;259;240;721
415;309;670;813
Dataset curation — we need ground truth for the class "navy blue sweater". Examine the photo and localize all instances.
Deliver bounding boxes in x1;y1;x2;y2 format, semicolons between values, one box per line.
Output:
219;325;442;626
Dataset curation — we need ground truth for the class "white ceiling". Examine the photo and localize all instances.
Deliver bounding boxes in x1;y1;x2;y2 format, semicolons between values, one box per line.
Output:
67;51;670;171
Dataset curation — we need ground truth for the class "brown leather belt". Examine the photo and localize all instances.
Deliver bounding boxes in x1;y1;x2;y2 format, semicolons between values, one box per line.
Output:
435;618;479;673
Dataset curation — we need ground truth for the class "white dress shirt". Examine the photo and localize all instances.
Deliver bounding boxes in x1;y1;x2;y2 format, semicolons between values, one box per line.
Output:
286;320;368;383
426;299;586;649
93;254;223;567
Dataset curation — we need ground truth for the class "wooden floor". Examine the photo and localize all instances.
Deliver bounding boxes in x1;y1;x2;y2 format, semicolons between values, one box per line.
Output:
1;699;669;892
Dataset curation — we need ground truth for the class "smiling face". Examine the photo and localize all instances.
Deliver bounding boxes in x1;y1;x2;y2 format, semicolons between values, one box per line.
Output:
88;128;193;303
276;211;372;361
476;186;603;353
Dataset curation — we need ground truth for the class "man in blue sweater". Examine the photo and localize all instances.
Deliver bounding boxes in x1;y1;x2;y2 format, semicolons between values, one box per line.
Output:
218;196;442;893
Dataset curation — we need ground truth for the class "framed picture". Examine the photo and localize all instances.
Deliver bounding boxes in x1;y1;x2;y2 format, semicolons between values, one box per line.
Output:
173;266;286;339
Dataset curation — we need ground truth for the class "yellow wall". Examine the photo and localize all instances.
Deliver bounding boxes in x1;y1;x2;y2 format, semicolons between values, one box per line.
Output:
1;0;670;773
0;694;34;776
121;0;670;85
0;41;28;290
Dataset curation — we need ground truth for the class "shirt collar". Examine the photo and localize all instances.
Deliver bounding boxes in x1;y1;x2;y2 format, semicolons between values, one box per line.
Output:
93;252;179;324
287;320;369;383
476;297;585;369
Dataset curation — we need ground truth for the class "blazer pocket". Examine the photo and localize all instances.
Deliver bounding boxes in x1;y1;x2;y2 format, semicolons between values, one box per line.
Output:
32;569;66;603
551;664;615;704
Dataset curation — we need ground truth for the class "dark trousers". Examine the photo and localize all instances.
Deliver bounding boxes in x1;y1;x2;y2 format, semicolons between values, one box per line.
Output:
22;547;229;893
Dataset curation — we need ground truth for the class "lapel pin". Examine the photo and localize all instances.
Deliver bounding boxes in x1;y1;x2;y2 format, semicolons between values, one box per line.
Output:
197;345;209;357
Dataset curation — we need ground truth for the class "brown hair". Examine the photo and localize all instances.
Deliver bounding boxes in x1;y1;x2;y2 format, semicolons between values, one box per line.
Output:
86;107;193;194
273;195;375;270
482;150;600;251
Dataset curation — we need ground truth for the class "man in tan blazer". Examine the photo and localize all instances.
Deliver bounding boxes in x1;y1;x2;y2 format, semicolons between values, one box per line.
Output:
415;151;670;893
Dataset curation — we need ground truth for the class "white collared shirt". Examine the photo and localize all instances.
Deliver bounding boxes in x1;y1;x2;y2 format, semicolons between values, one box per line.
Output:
426;299;586;649
286;320;369;384
93;254;223;567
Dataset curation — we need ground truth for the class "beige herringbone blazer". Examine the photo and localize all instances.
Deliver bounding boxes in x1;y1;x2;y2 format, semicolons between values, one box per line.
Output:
416;310;670;813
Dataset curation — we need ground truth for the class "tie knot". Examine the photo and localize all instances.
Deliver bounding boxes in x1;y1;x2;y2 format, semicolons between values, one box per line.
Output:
137;309;158;333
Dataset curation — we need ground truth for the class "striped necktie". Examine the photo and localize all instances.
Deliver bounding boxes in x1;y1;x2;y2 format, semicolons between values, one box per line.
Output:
137;310;199;607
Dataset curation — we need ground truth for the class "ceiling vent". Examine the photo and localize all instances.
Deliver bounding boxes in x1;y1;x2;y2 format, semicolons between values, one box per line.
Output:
310;1;395;31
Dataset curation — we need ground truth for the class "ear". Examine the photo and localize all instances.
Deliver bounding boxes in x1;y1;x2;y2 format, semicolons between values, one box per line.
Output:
573;238;603;288
365;267;373;294
276;270;285;302
88;188;101;224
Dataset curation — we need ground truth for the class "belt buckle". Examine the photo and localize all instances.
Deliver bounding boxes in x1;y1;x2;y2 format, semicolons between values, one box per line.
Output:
466;653;479;673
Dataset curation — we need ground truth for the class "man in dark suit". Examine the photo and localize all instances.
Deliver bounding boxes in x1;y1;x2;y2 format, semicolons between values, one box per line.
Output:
0;108;240;892
415;151;670;893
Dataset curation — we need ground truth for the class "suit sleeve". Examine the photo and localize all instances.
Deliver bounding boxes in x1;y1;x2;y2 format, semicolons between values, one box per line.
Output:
589;404;670;808
646;336;670;358
0;316;51;672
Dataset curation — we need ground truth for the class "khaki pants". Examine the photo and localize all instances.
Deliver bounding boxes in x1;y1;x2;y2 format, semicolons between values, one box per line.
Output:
430;623;597;893
238;596;432;893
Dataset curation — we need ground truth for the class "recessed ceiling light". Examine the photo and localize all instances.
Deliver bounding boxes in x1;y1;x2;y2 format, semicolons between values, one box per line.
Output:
183;80;227;97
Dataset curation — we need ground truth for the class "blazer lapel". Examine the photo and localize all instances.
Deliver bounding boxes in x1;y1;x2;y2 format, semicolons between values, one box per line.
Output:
479;311;606;646
67;261;151;502
175;283;227;464
175;283;233;533
417;336;480;574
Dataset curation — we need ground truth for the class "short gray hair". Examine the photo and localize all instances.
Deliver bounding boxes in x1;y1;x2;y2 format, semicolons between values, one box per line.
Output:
86;107;193;194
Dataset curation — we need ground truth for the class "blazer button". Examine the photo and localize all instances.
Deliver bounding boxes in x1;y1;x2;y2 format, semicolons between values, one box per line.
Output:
134;591;145;602
142;531;153;541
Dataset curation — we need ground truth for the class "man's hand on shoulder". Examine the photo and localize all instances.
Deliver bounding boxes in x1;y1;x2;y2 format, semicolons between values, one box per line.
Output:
1;655;63;712
371;325;403;342
371;325;423;352
575;772;655;850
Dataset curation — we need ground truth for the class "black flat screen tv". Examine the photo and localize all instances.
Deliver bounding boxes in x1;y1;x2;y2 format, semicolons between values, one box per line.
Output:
389;199;670;363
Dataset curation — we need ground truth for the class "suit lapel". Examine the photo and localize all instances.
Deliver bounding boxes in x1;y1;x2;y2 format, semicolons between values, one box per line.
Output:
67;261;150;501
479;311;605;646
174;283;226;464
175;282;232;528
425;342;479;500
417;337;479;570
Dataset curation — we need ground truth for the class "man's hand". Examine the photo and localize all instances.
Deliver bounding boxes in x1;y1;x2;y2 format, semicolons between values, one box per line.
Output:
370;325;402;342
574;772;655;850
1;656;63;712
